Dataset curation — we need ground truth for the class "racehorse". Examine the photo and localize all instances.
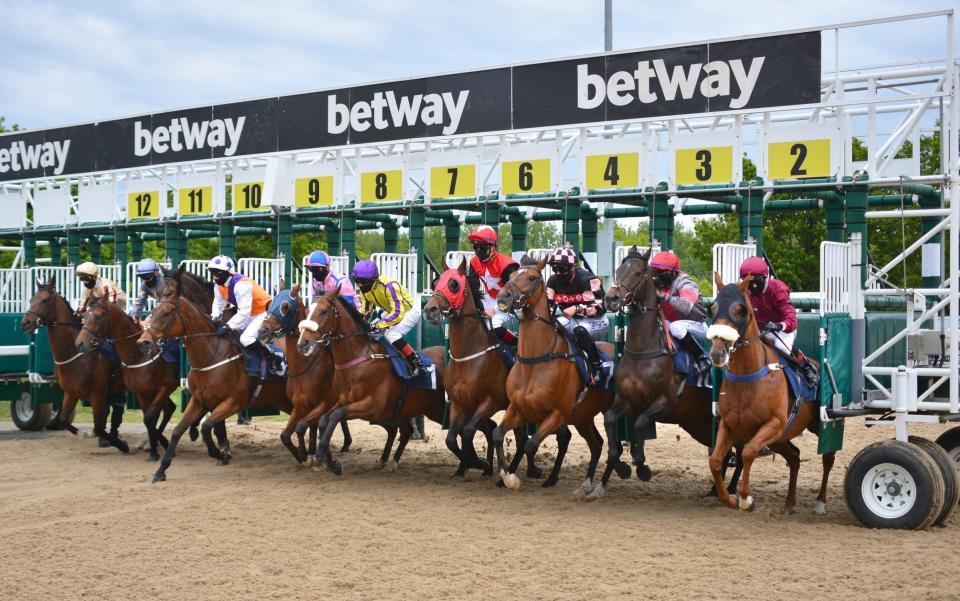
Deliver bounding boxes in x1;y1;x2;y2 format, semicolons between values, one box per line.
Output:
75;298;179;461
423;258;543;479
256;284;352;465
593;247;741;498
20;280;129;453
706;273;835;514
492;258;617;493
138;267;292;482
297;287;447;475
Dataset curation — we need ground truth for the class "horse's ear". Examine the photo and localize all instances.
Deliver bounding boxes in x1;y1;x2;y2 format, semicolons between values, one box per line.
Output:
278;277;287;291
457;257;466;275
713;271;724;289
737;276;751;295
536;257;548;272
177;263;186;277
47;277;56;288
520;253;534;266
641;246;651;261
291;283;301;299
324;285;339;299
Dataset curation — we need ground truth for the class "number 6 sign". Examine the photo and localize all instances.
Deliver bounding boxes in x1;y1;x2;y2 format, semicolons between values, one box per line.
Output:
500;145;558;196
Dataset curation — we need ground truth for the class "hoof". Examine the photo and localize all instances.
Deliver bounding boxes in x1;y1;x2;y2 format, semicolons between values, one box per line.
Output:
481;467;493;478
586;483;605;501
304;456;315;468
526;465;544;479
780;505;796;515
116;440;130;454
614;461;632;480
499;469;520;491
98;437;109;448
541;476;558;488
340;442;352;454
329;461;343;476
385;459;398;473
136;439;150;451
217;456;230;466
471;459;490;472
636;464;652;482
188;427;199;442
147;454;160;462
152;473;166;484
311;463;328;473
815;501;827;516
737;495;754;512
581;478;593;493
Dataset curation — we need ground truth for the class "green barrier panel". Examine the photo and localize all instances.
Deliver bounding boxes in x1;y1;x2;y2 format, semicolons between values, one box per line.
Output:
818;313;850;454
0;314;30;373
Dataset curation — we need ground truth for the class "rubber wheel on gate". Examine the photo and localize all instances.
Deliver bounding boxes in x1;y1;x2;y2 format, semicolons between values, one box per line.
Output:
934;426;960;492
909;436;959;525
10;392;52;431
844;440;946;530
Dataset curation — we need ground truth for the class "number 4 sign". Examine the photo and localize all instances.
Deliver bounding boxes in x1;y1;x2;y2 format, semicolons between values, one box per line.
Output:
581;140;642;191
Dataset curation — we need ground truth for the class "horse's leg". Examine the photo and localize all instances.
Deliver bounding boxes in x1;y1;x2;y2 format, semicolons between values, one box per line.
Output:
461;413;493;473
314;403;362;476
201;399;242;465
591;405;631;499
631;394;675;481
339;420;352;453
725;444;745;495
445;405;469;476
493;406;526;489
389;422;415;470
508;427;542;479
153;399;205;483
48;392;79;434
768;440;801;514
155;397;176;448
815;452;836;515
477;418;497;477
574;420;604;496
542;425;572;488
735;417;786;512
280;405;305;464
212;419;229;457
378;424;399;468
92;394;129;454
708;419;737;510
307;423;318;459
141;395;163;461
522;410;570;489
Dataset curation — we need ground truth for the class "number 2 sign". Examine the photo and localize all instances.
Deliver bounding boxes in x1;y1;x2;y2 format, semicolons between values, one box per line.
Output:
765;125;839;181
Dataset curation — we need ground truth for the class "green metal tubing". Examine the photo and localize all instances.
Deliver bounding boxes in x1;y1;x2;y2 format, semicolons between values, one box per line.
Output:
603;207;650;218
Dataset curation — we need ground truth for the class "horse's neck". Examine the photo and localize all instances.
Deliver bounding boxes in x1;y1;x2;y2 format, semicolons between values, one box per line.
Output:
328;308;369;365
626;286;662;351
285;302;310;368
517;291;561;356
177;297;231;364
47;298;79;356
449;293;490;357
729;324;769;375
107;309;142;362
183;280;214;314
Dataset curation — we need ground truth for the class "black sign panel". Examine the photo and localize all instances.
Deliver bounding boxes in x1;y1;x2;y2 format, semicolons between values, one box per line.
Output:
0;31;820;182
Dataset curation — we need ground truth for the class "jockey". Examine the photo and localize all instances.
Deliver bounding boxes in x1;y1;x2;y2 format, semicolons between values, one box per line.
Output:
545;245;608;386
305;250;359;309
208;255;281;373
76;262;127;314
739;257;819;389
129;258;164;321
351;259;425;379
649;251;711;375
467;225;519;347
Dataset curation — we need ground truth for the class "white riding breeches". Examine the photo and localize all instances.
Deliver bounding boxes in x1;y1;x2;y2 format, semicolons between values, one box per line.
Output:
380;304;421;344
557;315;609;340
764;329;796;356
482;295;513;329
667;319;708;341
238;312;269;347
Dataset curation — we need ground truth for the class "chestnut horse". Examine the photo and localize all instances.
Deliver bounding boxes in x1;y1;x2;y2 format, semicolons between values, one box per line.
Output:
75;298;179;461
423;259;542;479
593;247;741;498
256;284;352;465
138;268;292;482
492;259;613;492
706;274;835;514
20;281;129;453
297;287;447;475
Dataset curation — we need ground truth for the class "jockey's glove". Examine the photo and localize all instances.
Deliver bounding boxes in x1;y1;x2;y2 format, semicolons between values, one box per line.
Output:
763;321;784;332
216;324;233;337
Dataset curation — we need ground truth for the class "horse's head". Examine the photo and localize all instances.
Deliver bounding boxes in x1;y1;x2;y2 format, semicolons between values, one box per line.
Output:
76;298;110;352
138;286;182;353
297;286;341;356
22;278;66;334
424;258;468;325
259;284;302;343
706;272;757;368
497;256;546;314
606;246;653;313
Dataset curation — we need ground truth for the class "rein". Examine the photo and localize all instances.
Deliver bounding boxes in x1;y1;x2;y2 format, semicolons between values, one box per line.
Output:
305;298;384;372
504;274;573;365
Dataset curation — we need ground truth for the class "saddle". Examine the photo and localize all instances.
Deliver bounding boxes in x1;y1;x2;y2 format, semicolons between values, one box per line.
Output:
670;336;712;389
559;329;613;390
377;335;439;391
243;343;287;381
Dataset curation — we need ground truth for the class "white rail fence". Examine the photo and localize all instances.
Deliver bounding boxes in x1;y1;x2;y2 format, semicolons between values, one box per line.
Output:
711;243;757;294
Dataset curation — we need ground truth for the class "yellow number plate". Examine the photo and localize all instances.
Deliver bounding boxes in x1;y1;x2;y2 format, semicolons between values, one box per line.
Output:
233;182;265;212
768;139;831;179
360;170;402;204
675;146;733;185
502;159;550;195
295;176;334;208
585;152;639;189
127;191;160;219
430;164;476;199
178;186;212;216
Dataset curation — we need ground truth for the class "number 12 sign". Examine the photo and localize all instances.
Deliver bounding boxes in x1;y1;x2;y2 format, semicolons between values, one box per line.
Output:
126;179;164;220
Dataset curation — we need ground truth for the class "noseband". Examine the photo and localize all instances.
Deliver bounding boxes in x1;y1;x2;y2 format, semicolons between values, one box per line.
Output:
501;267;543;314
610;259;657;313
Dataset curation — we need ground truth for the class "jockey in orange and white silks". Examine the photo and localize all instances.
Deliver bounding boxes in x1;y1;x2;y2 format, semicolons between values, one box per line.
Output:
207;256;272;348
467;225;520;346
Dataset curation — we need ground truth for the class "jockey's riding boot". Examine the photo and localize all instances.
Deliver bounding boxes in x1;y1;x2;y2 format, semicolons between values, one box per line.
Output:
493;326;518;348
573;326;603;386
679;333;711;376
253;341;283;376
391;338;423;379
800;360;820;390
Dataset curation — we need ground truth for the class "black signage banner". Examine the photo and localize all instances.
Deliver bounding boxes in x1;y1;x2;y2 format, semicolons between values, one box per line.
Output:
0;31;819;182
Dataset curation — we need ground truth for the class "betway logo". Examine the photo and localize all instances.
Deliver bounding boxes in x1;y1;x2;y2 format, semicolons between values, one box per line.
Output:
134;117;245;157
578;57;765;111
0;139;70;175
328;90;469;136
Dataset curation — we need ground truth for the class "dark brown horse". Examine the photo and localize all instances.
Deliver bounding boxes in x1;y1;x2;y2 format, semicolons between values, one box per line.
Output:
706;274;835;514
423;259;542;479
138;267;292;482
492;259;612;492
256;284;352;465
20;281;129;453
297;287;447;475
75;298;179;461
593;247;741;499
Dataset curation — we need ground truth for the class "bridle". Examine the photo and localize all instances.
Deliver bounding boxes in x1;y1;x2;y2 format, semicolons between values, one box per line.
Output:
500;266;544;317
24;288;81;330
609;257;659;314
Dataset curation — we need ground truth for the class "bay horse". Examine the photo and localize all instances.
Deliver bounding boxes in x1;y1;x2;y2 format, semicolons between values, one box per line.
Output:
138;267;292;483
297;287;447;475
706;273;835;514
256;284;352;465
422;258;542;479
492;258;613;492
20;280;129;453
75;298;179;461
593;247;741;499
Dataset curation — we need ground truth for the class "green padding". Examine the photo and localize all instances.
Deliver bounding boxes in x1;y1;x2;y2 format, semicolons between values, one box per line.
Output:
0;314;29;373
817;312;851;455
0;381;21;401
31;328;56;375
31;382;62;405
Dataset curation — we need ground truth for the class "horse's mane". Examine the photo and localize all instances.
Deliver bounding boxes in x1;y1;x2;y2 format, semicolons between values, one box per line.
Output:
37;283;79;318
334;295;370;332
625;249;648;261
88;296;139;328
465;273;484;316
163;266;213;294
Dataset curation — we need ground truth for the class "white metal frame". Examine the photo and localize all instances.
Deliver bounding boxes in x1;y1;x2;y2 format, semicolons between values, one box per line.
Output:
237;257;285;296
711;243;757;295
371;252;419;296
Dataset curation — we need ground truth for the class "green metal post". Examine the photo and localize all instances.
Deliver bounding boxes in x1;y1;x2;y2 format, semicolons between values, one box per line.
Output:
481;202;500;228
824;194;846;243
23;233;36;267
844;181;869;285
409;207;426;292
738;185;764;254
649;193;673;249
89;237;102;265
340;213;357;270
562;199;581;252
383;222;399;253
114;228;128;289
67;230;80;267
444;217;460;253
326;222;341;257
165;222;187;266
581;205;598;253
510;213;527;256
131;235;143;263
49;237;62;266
218;220;235;262
275;212;293;287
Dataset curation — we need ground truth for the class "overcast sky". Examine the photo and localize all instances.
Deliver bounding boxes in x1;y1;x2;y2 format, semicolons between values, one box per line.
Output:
1;0;956;130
